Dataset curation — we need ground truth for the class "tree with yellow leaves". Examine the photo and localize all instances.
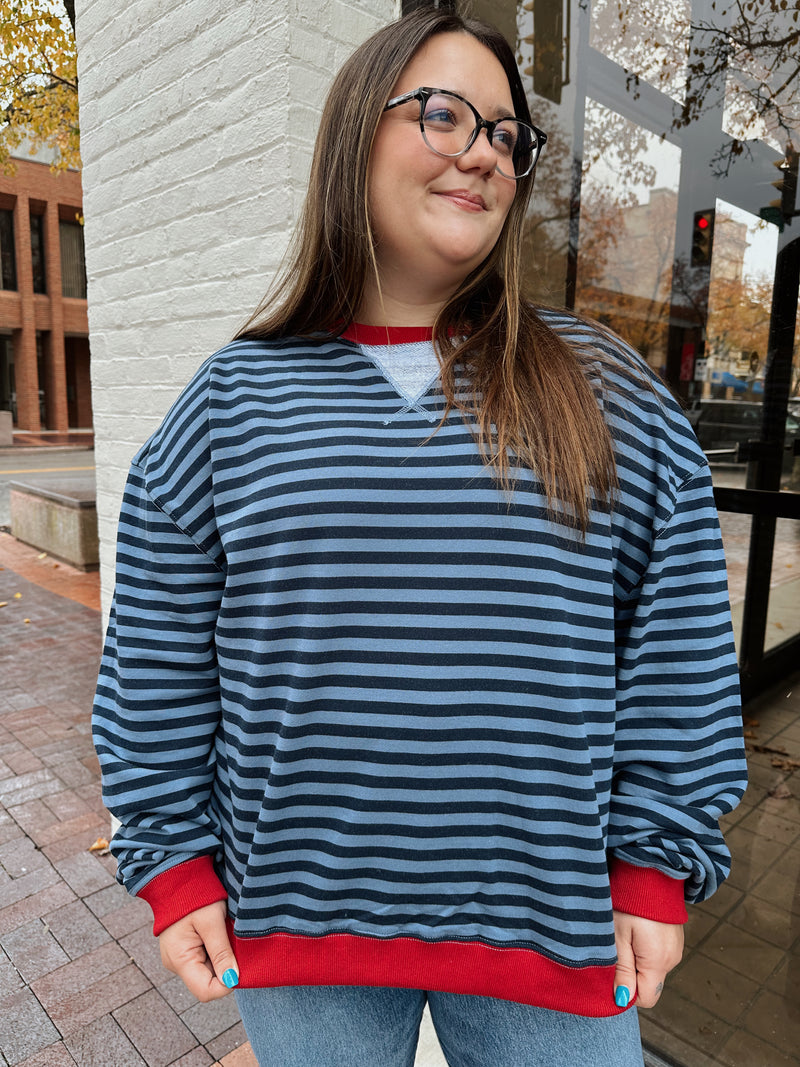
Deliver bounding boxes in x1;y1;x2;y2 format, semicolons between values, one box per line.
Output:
0;0;78;172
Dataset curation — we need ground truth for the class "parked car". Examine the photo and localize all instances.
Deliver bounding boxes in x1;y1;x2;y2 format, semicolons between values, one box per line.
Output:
688;400;800;467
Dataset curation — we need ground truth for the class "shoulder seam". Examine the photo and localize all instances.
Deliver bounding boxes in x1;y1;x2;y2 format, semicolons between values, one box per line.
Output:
134;458;225;573
651;461;712;541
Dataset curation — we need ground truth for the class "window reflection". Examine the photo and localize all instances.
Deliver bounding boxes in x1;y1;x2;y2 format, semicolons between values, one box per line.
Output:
575;101;681;378
703;202;776;408
589;0;690;104
502;0;800;1060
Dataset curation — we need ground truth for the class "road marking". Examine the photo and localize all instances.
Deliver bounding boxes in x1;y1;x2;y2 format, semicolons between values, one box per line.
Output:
0;465;95;474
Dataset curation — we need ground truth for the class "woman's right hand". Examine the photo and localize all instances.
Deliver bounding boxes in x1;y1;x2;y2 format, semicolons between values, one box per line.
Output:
158;900;240;1001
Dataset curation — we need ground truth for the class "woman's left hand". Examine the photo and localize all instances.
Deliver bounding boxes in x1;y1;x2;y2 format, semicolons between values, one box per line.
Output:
612;910;684;1009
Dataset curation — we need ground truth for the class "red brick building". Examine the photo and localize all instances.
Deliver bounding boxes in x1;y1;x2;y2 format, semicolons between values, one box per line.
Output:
0;154;91;432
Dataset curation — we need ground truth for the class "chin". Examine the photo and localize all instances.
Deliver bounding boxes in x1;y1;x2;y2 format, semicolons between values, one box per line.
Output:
437;249;492;277
432;232;499;275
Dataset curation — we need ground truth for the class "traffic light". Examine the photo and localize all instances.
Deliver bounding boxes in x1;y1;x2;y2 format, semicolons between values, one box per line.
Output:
691;209;715;267
759;144;798;232
774;144;798;225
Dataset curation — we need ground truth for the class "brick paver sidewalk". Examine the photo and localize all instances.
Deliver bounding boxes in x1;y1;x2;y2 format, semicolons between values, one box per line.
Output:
0;534;256;1067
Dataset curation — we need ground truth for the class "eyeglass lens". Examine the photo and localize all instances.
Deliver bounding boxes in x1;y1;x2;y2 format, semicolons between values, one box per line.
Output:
420;92;536;178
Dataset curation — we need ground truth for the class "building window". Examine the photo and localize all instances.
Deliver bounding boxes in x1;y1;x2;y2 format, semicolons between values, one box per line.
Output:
35;331;45;427
30;213;46;294
0;210;16;290
0;336;14;421
59;220;87;299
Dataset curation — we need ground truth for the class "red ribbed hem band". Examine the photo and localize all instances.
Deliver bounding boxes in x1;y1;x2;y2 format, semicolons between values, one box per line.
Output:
138;854;685;1014
227;926;627;1017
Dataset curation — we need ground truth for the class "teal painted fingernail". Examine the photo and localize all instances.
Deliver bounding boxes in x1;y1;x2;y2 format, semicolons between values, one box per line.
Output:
615;986;630;1008
222;969;239;989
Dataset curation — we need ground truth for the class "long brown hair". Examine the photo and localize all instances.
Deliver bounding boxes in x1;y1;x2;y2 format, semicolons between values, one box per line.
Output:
237;8;618;534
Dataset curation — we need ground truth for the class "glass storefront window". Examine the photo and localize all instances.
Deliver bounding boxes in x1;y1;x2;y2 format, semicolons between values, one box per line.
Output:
717;0;799;156
589;0;691;103
464;0;800;1063
766;515;800;651
575;99;682;377
703;200;776;407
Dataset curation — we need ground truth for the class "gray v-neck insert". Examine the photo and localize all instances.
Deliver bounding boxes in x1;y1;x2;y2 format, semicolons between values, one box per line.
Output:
360;340;440;405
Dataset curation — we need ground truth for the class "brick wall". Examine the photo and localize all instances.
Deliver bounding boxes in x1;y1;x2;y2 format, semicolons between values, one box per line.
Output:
75;0;399;612
0;159;85;431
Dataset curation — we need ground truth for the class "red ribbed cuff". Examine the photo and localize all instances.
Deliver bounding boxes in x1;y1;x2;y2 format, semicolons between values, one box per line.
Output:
609;858;688;923
137;855;228;936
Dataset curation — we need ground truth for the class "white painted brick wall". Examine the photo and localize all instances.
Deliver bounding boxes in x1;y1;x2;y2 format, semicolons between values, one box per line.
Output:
76;8;454;1062
75;0;398;612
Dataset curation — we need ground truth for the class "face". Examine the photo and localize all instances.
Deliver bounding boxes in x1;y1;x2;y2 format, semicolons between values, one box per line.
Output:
367;32;519;308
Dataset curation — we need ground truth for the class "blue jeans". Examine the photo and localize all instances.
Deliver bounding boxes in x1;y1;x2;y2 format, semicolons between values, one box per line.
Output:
235;986;644;1067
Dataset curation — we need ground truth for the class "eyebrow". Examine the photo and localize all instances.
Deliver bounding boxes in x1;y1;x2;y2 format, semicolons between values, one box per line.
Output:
440;88;516;119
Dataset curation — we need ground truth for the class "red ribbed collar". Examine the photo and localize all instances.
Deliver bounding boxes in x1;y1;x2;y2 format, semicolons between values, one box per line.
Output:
341;323;434;345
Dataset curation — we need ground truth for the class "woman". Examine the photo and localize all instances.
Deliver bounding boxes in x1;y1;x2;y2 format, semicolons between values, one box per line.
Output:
93;8;747;1066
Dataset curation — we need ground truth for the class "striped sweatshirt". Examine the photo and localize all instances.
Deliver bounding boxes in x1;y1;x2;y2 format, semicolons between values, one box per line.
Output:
92;313;747;1017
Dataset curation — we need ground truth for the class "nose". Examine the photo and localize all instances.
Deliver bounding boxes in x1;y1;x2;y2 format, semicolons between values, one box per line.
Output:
456;124;502;177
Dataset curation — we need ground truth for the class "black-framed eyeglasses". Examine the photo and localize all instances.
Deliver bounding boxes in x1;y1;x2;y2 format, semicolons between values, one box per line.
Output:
383;86;547;180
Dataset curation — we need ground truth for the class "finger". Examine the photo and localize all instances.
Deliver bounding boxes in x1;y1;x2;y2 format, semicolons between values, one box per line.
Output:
160;930;230;1001
634;927;683;1009
635;969;666;1009
174;951;233;1002
193;907;239;992
158;903;238;1002
614;914;684;1010
613;927;637;1010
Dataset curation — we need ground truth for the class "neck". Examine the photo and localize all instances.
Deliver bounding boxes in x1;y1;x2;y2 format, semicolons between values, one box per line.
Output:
357;275;455;328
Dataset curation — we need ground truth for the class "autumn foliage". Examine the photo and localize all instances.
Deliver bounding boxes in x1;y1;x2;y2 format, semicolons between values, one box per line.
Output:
0;0;78;173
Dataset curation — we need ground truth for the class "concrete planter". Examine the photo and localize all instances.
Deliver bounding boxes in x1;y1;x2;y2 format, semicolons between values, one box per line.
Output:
10;480;99;570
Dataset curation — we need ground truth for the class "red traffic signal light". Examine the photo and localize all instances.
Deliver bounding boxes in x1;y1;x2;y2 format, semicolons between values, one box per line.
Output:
691;209;715;267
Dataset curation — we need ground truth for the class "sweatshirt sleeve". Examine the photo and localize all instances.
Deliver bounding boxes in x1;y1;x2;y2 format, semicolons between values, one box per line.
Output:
608;462;747;912
92;452;228;903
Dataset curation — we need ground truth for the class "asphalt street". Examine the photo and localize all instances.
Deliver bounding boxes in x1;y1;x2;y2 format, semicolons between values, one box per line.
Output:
0;449;95;529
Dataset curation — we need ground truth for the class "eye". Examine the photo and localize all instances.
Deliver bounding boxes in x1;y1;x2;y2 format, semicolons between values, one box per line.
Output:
422;94;461;130
492;122;518;156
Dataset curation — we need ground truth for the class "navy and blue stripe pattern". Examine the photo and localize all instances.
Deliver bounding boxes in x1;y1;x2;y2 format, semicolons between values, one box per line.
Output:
93;311;747;971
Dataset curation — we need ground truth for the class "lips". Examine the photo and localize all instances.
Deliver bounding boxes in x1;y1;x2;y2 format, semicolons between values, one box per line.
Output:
435;189;487;211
